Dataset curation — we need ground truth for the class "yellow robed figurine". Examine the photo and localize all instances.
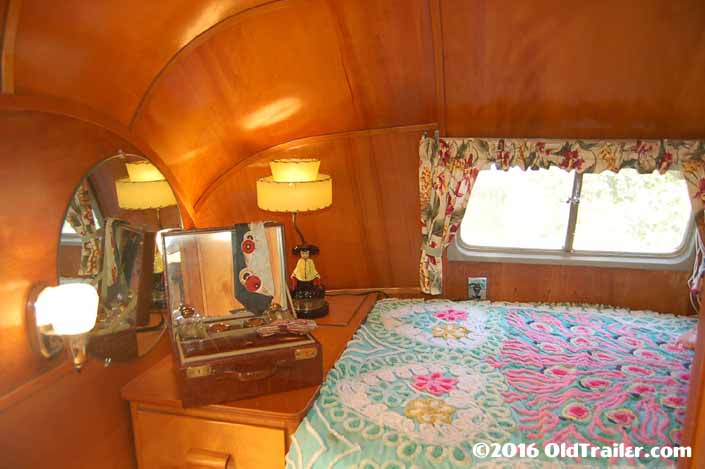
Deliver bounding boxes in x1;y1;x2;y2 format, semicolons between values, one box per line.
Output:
290;244;322;287
290;243;328;318
292;252;320;282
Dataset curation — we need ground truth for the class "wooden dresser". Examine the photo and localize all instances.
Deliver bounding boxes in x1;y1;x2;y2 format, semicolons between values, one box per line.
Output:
122;294;378;469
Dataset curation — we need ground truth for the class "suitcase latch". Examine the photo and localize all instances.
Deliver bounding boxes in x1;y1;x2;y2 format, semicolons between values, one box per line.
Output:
186;364;213;378
294;347;318;360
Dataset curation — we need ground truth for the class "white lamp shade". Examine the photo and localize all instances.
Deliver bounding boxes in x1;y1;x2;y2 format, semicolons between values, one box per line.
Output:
116;179;177;210
257;174;332;212
36;284;99;335
125;161;165;182
270;159;320;182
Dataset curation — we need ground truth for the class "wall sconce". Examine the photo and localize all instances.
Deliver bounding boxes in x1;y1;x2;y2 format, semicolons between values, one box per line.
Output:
27;283;99;371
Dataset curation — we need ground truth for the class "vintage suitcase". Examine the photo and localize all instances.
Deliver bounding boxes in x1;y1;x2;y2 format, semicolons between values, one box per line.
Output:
162;222;323;408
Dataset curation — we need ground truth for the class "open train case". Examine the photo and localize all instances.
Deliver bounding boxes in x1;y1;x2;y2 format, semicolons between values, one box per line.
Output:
161;222;322;407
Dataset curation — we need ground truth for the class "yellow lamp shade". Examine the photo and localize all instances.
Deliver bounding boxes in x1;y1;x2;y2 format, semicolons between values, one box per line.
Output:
116;179;177;210
270;158;320;183
257;175;332;212
125;161;166;182
36;284;99;336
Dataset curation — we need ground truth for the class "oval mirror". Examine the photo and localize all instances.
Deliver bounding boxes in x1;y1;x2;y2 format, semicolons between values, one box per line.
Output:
57;152;181;363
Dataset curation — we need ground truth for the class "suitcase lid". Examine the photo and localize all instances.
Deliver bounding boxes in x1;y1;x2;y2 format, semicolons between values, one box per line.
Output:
161;221;309;365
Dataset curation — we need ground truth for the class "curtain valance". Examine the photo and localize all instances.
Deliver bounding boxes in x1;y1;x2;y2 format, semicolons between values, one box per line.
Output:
419;137;705;295
65;180;101;277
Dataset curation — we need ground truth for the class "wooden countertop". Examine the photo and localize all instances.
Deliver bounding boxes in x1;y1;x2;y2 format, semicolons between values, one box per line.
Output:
121;294;378;423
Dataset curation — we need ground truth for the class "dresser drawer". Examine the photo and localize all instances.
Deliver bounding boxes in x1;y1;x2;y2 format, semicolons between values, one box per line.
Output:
133;408;285;469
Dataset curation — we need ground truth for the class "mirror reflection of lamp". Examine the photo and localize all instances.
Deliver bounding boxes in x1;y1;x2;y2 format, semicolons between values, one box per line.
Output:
256;158;332;318
115;161;178;321
115;161;177;228
29;283;99;371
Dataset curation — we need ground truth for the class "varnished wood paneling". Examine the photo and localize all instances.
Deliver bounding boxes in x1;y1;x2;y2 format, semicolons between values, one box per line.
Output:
132;0;435;207
0;109;140;392
0;108;171;469
0;94;197;226
195;125;433;290
445;261;693;316
682;304;705;466
194;120;695;316
4;0;705;465
441;0;705;139
0;0;20;93
57;244;81;277
1;336;171;469
135;410;283;469
13;0;272;125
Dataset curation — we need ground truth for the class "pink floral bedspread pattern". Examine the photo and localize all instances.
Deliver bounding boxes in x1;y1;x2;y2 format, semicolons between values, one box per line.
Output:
490;307;690;451
286;300;695;468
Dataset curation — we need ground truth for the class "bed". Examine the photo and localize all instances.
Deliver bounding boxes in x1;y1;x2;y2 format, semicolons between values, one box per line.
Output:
285;299;696;468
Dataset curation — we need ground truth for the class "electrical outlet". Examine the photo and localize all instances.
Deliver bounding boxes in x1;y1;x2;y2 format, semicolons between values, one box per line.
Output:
467;277;487;300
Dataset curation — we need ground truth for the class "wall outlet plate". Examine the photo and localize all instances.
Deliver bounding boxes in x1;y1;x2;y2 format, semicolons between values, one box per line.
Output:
467;277;487;300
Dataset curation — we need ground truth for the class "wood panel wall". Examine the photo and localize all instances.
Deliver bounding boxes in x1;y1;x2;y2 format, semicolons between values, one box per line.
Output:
195;123;695;316
445;262;692;316
196;124;432;290
3;0;705;467
131;0;436;208
0;108;171;469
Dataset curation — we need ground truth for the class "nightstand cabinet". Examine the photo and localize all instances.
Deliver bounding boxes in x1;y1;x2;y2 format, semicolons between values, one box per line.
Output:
122;294;377;469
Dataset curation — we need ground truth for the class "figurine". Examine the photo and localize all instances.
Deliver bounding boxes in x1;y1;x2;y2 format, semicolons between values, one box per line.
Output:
291;244;321;288
290;243;329;318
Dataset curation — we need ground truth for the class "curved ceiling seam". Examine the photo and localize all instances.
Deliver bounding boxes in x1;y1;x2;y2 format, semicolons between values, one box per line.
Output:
127;0;284;130
192;122;438;213
428;0;446;135
0;94;197;227
0;0;22;94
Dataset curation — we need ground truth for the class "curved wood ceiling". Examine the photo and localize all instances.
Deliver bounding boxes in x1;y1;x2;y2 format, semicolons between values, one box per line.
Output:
14;0;270;124
9;0;705;210
131;0;436;206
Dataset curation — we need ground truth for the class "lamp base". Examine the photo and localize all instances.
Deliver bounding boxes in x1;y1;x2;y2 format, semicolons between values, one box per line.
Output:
292;298;329;319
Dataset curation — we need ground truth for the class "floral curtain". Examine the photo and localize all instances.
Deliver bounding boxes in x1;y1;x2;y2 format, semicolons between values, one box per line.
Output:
65;180;101;277
419;137;705;295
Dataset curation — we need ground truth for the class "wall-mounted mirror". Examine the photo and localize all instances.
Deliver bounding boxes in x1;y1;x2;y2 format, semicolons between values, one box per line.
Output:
57;152;181;363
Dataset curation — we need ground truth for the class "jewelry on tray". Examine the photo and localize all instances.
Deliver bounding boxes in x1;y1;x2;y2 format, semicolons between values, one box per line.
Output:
207;322;233;334
256;319;317;337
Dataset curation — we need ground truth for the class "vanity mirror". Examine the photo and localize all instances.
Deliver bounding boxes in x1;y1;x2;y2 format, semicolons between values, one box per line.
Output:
49;152;181;366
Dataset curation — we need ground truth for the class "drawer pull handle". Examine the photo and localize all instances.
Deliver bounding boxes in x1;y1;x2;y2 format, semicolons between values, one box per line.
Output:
186;448;233;469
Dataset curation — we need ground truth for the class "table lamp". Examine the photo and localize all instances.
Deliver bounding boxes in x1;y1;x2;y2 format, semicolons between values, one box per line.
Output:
256;158;332;318
115;160;177;324
115;161;177;227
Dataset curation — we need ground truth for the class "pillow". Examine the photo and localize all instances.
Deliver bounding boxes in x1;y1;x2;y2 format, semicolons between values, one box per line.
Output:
677;327;698;350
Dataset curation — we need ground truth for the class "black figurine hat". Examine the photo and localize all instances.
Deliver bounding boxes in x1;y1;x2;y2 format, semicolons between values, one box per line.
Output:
292;243;320;256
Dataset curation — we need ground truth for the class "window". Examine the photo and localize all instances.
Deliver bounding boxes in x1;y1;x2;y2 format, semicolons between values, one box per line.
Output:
60;192;103;245
453;166;694;269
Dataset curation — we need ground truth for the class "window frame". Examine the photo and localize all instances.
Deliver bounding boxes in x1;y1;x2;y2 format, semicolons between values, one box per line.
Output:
450;170;696;271
60;182;105;247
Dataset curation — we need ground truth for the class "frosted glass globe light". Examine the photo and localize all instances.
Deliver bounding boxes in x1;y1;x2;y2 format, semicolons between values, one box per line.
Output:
38;284;99;336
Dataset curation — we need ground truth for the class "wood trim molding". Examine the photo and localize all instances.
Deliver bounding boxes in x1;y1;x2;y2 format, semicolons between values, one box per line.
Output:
327;287;424;298
681;305;705;468
0;361;72;412
128;0;283;129
0;0;21;94
429;0;446;136
194;122;438;211
0;94;196;226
